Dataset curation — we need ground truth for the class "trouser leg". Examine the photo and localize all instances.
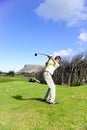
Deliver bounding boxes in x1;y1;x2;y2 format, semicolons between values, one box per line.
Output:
43;72;56;103
50;83;55;103
44;88;50;101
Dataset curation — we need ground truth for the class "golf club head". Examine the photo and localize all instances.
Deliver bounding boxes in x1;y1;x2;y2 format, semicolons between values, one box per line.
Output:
35;53;37;56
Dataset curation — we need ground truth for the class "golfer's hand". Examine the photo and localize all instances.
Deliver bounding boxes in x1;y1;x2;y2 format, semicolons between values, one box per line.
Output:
48;55;52;59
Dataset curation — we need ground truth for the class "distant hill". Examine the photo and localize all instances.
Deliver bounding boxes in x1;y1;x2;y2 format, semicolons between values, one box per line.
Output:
19;64;44;74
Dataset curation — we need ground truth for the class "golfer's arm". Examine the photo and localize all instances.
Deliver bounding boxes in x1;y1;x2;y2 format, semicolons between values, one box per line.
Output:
45;58;50;66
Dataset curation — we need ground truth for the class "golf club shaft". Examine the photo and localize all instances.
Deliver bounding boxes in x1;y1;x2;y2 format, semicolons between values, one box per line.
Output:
35;53;49;56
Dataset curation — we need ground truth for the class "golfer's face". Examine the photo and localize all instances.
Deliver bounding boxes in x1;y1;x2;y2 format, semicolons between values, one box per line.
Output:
57;58;61;63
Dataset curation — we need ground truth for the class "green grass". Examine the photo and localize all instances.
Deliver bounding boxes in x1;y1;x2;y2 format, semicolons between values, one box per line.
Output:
0;75;28;82
0;76;87;130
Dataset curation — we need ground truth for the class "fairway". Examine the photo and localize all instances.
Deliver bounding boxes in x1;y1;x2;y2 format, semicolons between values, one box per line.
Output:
0;79;87;130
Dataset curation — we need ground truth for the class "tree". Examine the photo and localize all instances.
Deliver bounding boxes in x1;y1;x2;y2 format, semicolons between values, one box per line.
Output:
68;52;87;86
6;71;15;76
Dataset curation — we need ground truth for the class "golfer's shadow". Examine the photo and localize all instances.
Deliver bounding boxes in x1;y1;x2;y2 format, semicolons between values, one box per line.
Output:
11;95;45;102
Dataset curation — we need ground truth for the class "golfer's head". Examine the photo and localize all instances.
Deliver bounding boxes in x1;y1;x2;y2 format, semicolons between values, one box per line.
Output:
55;56;61;63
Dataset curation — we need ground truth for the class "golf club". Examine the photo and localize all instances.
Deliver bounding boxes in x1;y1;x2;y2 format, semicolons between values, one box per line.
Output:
35;53;50;57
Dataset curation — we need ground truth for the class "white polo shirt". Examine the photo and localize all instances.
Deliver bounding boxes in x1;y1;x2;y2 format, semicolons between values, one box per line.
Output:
45;59;59;75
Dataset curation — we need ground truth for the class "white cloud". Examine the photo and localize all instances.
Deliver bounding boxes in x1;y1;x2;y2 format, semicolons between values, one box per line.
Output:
53;49;73;57
78;32;87;42
35;0;87;26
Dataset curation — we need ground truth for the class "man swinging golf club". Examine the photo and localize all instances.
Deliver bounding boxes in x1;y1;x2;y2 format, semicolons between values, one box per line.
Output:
43;55;61;104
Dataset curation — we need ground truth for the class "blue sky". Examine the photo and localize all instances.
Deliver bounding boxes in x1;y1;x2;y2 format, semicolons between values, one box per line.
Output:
0;0;87;72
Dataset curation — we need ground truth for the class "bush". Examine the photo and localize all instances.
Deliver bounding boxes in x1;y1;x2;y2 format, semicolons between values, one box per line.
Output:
6;71;15;76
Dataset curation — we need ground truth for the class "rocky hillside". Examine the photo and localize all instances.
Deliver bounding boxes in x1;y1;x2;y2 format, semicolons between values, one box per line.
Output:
19;64;44;73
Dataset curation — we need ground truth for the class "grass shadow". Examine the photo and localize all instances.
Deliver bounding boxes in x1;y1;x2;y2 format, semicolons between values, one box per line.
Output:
11;95;25;100
30;98;45;102
11;95;46;103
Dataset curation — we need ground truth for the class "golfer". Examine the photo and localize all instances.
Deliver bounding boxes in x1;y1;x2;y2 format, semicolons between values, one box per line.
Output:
43;55;61;104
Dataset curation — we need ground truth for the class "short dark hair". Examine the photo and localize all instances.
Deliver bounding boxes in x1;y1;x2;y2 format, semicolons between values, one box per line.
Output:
55;56;61;60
